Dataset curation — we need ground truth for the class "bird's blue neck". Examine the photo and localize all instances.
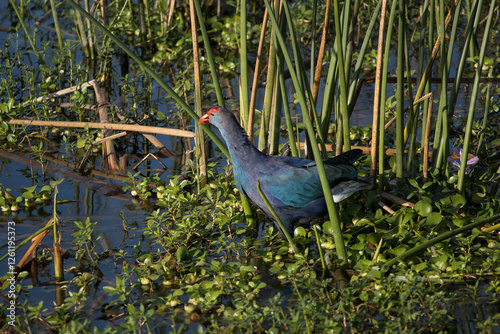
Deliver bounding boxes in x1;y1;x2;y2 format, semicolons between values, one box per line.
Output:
217;117;264;162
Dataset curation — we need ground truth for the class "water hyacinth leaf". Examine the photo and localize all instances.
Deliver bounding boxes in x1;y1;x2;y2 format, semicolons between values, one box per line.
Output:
450;194;466;209
269;264;281;275
41;185;52;192
76;138;86;148
426;212;443;225
240;266;257;273
365;269;382;279
22;191;35;199
365;190;379;209
402;210;415;225
414;200;433;217
430;254;448;270
409;179;419;188
440;196;452;206
389;245;407;256
176;246;189;262
422;181;434;189
103;286;119;294
322;220;335;236
411;263;428;272
366;233;380;245
452;216;471;228
156;111;165;120
470;228;482;239
356;217;375;227
256;282;267;290
138;253;153;264
353;259;372;272
294;226;307;237
201;280;214;290
351;241;365;251
205;290;223;302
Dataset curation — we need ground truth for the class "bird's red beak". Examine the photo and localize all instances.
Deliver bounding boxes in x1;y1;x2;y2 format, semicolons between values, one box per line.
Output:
198;106;220;124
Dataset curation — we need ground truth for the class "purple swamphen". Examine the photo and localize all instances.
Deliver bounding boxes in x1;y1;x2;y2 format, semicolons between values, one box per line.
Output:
199;106;368;235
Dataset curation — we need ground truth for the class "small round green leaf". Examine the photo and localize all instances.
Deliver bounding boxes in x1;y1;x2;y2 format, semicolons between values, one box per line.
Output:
414;200;433;217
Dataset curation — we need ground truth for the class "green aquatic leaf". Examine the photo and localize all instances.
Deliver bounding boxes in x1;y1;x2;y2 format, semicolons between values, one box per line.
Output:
414;200;432;217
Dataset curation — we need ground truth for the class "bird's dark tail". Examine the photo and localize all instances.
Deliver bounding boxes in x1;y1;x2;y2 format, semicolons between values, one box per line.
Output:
324;149;363;166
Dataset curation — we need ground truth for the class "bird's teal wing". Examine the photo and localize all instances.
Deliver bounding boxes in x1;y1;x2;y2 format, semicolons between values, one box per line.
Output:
257;158;358;208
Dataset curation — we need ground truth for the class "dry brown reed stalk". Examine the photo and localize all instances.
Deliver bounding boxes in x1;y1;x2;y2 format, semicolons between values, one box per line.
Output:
378;201;396;214
248;7;269;140
311;0;331;105
18;80;97;106
165;0;176;28
7;119;195;138
380;192;415;208
15;219;54;272
189;0;207;184
370;0;387;176
90;81;120;171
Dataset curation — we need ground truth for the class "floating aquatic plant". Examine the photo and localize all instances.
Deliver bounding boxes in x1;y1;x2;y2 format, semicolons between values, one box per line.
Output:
447;147;479;175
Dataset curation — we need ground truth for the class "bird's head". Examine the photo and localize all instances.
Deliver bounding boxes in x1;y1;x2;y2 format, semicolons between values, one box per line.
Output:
198;106;221;125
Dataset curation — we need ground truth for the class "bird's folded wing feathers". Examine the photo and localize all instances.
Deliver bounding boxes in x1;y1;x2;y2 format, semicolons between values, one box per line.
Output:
258;161;358;208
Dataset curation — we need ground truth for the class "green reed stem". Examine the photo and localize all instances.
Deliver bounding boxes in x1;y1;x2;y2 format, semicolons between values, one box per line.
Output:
378;0;397;182
313;225;327;276
193;0;225;108
282;0;327;155
49;0;64;49
84;0;95;59
277;51;298;157
333;0;350;151
458;0;496;192
476;69;493;154
446;0;482;122
9;0;42;63
417;0;430;170
346;0;382;113
434;0;450;171
239;0;249;127
434;0;461;171
310;0;317;89
269;72;283;155
52;182;63;281
263;0;347;260
395;0;405;185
